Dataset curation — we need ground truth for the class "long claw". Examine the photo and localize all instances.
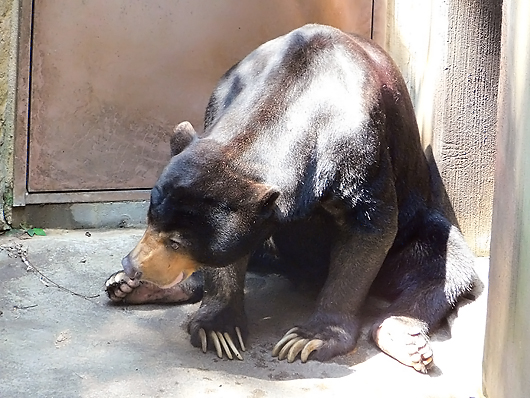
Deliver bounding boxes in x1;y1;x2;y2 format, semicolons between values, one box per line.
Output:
235;327;246;352
199;328;208;353
278;337;302;361
272;332;299;357
216;332;233;360
287;339;310;363
285;327;299;335
224;332;243;360
210;331;223;358
198;328;245;360
300;339;324;362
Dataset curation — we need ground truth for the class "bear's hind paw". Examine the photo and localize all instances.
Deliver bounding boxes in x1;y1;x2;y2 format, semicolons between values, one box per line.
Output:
372;316;434;373
105;271;141;302
105;270;198;304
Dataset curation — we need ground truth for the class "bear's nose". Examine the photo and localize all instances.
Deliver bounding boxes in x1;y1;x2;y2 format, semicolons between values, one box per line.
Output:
121;254;142;280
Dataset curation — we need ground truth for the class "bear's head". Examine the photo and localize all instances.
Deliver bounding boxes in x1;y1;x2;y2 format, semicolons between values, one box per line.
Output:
121;122;279;288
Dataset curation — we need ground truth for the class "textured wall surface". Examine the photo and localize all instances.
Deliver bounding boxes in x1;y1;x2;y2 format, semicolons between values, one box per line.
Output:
385;0;501;256
0;0;17;230
483;0;530;396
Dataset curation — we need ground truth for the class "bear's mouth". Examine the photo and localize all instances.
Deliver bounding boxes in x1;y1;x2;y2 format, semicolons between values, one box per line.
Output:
155;270;187;289
124;269;189;289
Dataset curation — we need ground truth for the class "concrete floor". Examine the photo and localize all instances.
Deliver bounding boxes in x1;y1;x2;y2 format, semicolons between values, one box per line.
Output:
0;229;488;398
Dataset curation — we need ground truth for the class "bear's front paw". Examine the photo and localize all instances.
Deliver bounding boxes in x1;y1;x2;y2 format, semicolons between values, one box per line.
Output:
188;302;248;360
272;314;359;363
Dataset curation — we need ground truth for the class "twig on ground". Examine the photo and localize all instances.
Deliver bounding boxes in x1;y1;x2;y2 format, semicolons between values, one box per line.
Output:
0;242;100;301
13;304;38;310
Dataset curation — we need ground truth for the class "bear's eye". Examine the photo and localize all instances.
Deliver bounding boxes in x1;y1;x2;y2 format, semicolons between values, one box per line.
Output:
168;238;180;250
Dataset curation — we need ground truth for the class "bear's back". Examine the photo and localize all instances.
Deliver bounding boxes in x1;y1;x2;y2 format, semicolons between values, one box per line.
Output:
201;24;430;221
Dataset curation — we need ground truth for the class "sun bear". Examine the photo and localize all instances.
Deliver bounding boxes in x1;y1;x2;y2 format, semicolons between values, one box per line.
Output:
105;24;476;373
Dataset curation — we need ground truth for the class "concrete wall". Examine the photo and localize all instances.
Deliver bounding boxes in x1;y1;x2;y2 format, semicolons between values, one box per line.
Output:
483;0;530;396
385;0;501;256
0;0;18;230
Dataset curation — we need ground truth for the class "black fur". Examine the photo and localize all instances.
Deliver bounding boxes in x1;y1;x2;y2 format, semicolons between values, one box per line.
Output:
150;24;476;361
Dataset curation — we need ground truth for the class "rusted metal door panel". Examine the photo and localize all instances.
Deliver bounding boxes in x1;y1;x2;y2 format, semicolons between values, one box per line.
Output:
28;0;376;193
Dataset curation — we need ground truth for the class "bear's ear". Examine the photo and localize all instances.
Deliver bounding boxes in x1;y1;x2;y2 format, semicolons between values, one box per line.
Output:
254;184;280;217
170;121;197;157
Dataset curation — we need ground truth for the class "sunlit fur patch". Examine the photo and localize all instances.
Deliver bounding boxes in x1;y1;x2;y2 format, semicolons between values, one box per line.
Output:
128;226;199;288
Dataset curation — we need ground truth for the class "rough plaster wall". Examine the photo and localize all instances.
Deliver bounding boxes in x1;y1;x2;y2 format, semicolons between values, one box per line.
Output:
483;0;530;396
384;0;449;148
385;0;501;256
441;0;501;256
0;0;17;230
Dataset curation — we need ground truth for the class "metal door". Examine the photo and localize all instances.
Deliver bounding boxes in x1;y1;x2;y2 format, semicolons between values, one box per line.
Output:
15;0;382;205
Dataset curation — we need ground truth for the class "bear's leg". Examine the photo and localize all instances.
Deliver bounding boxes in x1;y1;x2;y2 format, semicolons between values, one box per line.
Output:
371;212;476;373
187;256;249;360
273;221;397;363
105;270;203;304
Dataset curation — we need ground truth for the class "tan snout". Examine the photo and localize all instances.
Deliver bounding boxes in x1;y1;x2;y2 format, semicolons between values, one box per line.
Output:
122;226;199;288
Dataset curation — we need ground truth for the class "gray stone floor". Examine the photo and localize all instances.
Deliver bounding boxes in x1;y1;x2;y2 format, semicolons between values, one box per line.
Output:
0;229;488;398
